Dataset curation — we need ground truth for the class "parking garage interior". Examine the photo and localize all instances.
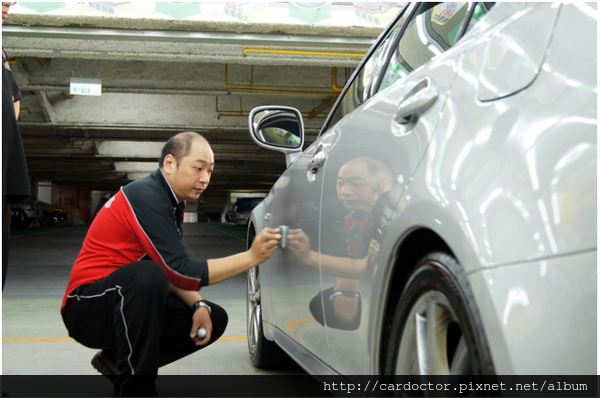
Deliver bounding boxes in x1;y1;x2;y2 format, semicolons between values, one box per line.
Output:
4;2;597;396
1;0;400;388
2;2;387;223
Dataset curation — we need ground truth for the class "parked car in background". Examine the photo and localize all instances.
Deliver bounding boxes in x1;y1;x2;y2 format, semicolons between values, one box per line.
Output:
225;209;234;222
229;197;264;226
37;201;69;226
11;200;42;229
245;1;596;378
11;199;69;228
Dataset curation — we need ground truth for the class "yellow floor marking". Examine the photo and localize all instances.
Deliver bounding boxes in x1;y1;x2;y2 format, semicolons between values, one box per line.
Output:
219;336;247;341
3;336;248;342
286;318;316;341
3;337;74;342
287;318;316;332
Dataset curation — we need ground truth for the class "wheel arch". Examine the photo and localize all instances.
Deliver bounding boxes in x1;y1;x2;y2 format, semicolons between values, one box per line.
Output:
377;228;454;373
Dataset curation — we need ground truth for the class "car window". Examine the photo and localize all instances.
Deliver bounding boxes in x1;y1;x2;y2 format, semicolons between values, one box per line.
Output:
463;2;495;36
341;24;402;119
326;8;410;129
321;3;494;135
379;2;475;92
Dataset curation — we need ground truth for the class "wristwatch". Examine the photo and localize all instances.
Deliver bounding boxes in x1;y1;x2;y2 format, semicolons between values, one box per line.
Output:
329;290;360;302
192;300;212;316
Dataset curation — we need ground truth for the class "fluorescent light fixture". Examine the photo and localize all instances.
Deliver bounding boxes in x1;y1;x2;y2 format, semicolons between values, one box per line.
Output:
114;162;157;173
96;141;163;157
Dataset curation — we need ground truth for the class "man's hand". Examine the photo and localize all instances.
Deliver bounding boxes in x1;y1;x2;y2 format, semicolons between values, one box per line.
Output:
287;228;310;257
190;307;212;346
248;227;281;264
206;227;281;285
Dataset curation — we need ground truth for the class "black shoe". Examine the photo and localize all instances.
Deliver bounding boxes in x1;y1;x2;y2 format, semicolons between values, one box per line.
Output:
91;350;121;378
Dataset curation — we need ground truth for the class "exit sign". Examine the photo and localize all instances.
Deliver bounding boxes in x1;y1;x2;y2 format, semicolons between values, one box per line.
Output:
70;78;102;96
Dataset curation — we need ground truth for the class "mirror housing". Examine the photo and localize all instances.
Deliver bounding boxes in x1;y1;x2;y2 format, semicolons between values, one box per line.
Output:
248;106;304;166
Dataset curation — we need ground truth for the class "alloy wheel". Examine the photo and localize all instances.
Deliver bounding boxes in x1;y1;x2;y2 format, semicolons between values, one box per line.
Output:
247;266;261;355
395;290;470;375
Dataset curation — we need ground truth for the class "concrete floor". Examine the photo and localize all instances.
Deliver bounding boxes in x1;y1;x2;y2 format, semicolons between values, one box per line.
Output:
2;222;302;377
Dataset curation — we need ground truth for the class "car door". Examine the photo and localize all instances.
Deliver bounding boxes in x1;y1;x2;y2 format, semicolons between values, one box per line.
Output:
315;2;489;375
262;126;332;366
263;6;415;367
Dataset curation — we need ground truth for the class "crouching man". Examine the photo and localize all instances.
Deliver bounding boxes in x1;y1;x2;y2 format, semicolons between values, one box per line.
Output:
61;132;280;396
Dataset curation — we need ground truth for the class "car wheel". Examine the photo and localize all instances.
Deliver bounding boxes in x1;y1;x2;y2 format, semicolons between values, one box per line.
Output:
11;208;31;229
246;229;292;369
385;252;494;376
38;214;53;226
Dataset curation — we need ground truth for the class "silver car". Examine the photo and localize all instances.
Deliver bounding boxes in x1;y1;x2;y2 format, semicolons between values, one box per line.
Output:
245;2;597;376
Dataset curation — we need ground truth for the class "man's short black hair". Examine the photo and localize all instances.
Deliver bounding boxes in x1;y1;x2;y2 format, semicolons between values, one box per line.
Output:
159;132;206;168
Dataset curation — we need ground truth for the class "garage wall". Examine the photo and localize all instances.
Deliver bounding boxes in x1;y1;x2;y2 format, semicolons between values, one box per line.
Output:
52;184;92;225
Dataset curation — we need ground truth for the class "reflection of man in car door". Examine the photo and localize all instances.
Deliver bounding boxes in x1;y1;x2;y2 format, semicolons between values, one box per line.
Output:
287;157;392;330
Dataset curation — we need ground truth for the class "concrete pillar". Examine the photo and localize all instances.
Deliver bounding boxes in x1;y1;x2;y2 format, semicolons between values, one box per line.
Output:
184;200;198;223
197;191;229;222
221;191;232;223
37;181;53;203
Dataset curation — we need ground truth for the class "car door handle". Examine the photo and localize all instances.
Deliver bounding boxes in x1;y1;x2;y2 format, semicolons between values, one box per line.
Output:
308;145;327;174
394;86;439;125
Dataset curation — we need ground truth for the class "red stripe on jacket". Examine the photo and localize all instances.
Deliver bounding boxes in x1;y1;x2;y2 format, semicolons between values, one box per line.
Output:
62;189;201;308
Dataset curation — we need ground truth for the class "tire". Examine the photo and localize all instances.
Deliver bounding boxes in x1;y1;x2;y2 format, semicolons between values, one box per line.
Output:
11;208;31;229
38;213;54;226
246;228;293;369
385;252;495;376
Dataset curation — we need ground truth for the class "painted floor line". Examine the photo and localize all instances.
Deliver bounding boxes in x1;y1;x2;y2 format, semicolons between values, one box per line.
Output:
3;336;248;342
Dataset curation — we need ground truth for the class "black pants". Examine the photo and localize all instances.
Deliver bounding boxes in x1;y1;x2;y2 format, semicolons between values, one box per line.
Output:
2;197;11;291
61;260;228;396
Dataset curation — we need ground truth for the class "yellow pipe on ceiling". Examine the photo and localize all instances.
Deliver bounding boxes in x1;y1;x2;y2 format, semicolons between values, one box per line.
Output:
227;87;338;96
243;48;365;58
225;64;345;94
215;96;328;119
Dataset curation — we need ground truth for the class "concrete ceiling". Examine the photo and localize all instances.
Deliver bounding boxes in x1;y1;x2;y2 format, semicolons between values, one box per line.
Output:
3;7;383;193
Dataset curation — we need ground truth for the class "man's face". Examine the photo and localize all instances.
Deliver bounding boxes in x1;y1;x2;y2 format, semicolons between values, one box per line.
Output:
164;139;215;202
2;3;13;25
336;160;380;212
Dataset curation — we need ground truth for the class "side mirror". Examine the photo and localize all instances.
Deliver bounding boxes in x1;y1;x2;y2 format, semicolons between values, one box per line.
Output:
248;106;304;152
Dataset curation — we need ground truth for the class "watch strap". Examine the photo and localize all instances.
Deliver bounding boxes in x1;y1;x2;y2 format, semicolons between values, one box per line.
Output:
329;290;360;302
192;300;212;316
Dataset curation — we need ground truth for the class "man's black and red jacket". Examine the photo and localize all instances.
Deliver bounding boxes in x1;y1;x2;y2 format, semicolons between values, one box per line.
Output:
62;169;209;308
